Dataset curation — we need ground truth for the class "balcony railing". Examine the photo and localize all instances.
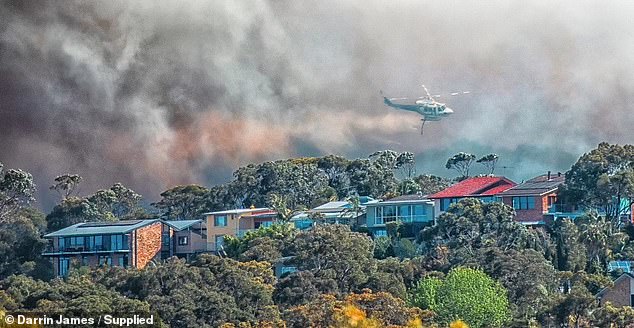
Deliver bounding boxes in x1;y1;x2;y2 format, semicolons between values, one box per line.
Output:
548;204;582;214
42;245;130;255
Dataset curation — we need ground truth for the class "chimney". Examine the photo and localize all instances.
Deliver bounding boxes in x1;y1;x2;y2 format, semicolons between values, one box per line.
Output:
547;171;551;180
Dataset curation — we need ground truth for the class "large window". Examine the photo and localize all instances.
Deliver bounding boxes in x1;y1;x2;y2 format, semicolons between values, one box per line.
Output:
110;234;127;250
63;236;85;250
214;215;228;227
512;196;536;210
58;257;70;276
440;198;461;211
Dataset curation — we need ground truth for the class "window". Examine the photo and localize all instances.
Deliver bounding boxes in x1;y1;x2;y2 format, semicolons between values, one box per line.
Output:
118;255;128;268
215;235;225;249
374;229;387;237
399;205;411;222
58;237;65;250
512;196;536;210
374;207;383;225
81;256;89;266
110;234;127;250
178;236;189;246
162;233;171;246
214;215;227;227
98;256;112;266
440;198;461;211
64;236;85;250
383;206;397;223
59;257;70;276
95;235;104;250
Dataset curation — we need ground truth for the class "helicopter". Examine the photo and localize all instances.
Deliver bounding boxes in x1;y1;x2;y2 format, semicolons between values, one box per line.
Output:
383;85;469;134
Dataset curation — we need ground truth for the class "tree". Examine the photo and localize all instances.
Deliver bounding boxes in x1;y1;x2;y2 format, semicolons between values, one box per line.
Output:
289;225;375;294
552;218;588;272
411;267;510;328
46;196;115;231
0;163;36;224
413;175;452;195
395;152;416;179
445;153;476;178
49;174;82;199
268;194;306;223
476;154;499;175
560;142;634;231
283;290;424;328
153;184;210;220
0;208;50;280
420;199;534;259
398;179;422;195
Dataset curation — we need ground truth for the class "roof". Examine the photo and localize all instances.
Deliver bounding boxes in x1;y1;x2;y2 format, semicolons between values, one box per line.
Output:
428;176;516;199
596;272;634;297
367;194;434;206
44;219;160;238
163;220;203;231
202;208;269;215
312;201;351;211
386;194;429;201
498;174;565;197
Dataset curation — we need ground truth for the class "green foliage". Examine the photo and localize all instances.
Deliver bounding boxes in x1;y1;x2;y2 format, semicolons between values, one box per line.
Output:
289;225;375;293
445;153;476;177
49;174;82;200
153;184;210;220
46;196;116;231
413;174;453;195
552;218;588;272
0;163;36;224
409;276;442;310
476;154;499;175
561;142;634;230
416;267;511;328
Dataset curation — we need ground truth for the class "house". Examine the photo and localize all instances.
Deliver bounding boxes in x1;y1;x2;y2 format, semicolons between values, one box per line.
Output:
596;272;634;307
365;194;435;238
428;176;516;216
42;219;163;276
291;197;378;229
203;207;275;252
498;172;571;224
162;220;207;261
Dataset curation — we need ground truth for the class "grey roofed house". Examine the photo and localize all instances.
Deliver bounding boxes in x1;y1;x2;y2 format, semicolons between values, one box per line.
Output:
497;173;565;197
44;219;161;238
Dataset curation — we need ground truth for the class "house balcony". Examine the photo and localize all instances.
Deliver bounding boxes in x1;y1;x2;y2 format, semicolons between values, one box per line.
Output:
547;204;585;219
42;245;131;256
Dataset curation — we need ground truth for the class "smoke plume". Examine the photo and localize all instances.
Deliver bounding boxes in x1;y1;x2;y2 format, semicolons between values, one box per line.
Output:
1;0;634;208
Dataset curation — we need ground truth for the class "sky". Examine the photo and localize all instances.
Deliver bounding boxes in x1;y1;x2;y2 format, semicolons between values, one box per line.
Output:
2;1;634;208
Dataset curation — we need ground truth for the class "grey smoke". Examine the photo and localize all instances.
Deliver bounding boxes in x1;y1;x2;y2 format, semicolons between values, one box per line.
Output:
1;0;634;209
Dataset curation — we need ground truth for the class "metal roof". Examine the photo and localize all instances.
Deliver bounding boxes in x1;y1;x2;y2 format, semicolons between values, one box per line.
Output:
44;219;160;238
498;174;565;196
163;220;203;231
202;208;269;215
312;201;351;211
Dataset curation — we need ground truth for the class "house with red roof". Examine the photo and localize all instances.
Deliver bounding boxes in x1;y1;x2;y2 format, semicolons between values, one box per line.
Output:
428;176;516;216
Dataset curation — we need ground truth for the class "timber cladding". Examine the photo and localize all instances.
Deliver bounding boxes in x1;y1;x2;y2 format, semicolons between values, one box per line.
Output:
135;222;163;269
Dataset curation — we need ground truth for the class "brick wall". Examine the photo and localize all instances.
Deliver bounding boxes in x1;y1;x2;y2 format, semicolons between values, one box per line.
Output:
134;222;162;269
600;275;632;307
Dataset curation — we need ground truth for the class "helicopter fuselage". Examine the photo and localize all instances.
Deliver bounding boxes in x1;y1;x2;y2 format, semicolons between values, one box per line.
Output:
383;97;453;121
